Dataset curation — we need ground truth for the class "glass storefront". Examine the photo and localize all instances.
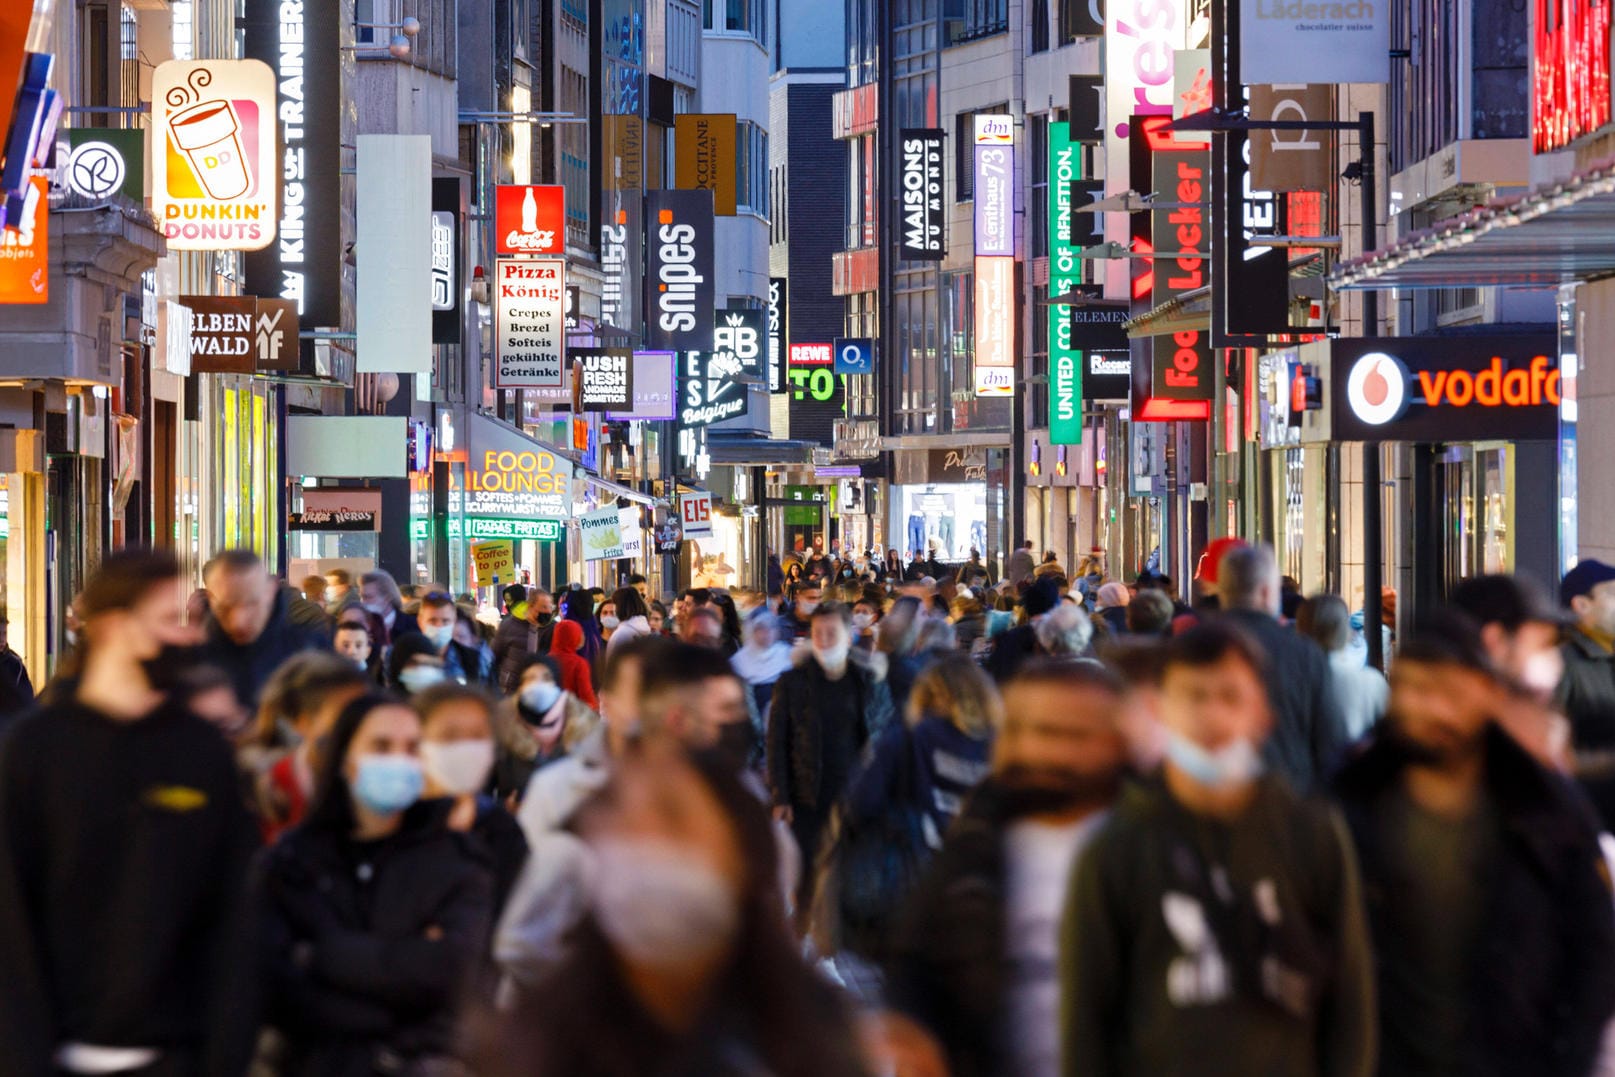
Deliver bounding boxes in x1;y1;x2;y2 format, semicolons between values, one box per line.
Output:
890;482;988;562
206;375;280;568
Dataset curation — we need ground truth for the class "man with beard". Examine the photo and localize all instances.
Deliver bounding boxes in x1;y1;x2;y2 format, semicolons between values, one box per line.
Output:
0;549;259;1076
887;661;1132;1077
1334;611;1615;1077
1062;621;1375;1077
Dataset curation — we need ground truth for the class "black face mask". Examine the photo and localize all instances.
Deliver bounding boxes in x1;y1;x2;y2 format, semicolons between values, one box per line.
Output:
143;644;202;694
995;763;1122;816
535;613;555;627
714;721;759;775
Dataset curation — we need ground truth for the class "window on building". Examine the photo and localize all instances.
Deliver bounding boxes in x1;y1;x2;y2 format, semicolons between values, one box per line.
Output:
736;121;769;215
704;0;767;40
949;0;1008;42
1031;0;1049;52
956;112;973;200
1031;114;1049;258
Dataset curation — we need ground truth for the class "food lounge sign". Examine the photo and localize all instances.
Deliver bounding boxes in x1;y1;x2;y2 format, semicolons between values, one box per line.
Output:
1330;336;1561;442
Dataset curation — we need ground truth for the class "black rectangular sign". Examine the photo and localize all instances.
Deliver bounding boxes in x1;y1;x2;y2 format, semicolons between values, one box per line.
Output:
644;189;716;352
898;128;946;260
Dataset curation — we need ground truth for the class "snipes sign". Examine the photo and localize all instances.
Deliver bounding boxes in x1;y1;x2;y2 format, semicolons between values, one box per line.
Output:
1329;335;1560;442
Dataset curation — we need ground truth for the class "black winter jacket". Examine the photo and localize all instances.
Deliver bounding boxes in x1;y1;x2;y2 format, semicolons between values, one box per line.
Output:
1334;726;1615;1077
1221;609;1348;792
256;800;494;1075
202;589;331;708
766;656;893;812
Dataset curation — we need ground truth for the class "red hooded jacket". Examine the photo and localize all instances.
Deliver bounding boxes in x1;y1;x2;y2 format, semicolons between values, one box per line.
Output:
547;618;598;709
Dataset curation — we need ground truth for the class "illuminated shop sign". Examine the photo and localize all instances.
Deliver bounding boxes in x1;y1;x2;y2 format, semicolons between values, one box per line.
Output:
494;258;565;387
675;114;738;216
767;278;788;393
645;189;716;352
714;304;765;380
974;256;1015;396
681;349;748;428
0;176;47;305
899;128;946;260
410;517;564;542
495;185;565;256
462;415;575;519
973;115;1014;257
1049;121;1083;444
1330;336;1561;442
1533;0;1612;152
1240;0;1390;84
576;347;634;412
788;343;838;403
151;59;277;251
609;351;677;421
601;201;641;334
1151;128;1213;405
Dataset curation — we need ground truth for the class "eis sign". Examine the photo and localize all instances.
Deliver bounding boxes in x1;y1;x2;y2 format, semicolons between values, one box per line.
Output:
151;59;278;251
1331;336;1561;442
494;185;565;256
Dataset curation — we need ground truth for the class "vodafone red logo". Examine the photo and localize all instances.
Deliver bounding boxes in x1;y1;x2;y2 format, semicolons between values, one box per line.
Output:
1345;352;1409;425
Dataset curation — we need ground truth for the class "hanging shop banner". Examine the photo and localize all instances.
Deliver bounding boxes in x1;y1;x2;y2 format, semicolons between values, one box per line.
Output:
1103;0;1188;298
431;177;462;344
289;507;381;532
618;506;645;559
601;199;641;334
356;134;432;374
973;256;1015;396
973;115;1014;257
654;519;683;554
609;351;678;420
1150;131;1214;404
464;413;574;520
680;349;748;428
243;0;341;328
1070;287;1133;401
1249;84;1334;192
1241;0;1390;85
1330;335;1560;442
151;58;277;252
0;176;47;305
470;541;517;585
767;278;788;393
494;185;565;256
494;258;565;387
577;347;634;411
65;128;144;201
580;507;627;560
674;113;738;216
899;128;946;260
179;294;299;373
1533;0;1612;152
834;337;874;375
1069;75;1104;143
645;189;716;353
1213;7;1294;344
788;343;839;404
1049;121;1083;444
681;492;714;539
714;304;765;380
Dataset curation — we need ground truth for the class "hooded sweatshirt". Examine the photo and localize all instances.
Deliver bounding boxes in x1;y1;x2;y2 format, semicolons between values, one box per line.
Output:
547;620;598;710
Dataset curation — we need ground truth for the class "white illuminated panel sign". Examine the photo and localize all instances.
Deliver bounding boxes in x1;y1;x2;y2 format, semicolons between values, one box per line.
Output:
494;258;566;387
973;256;1015;396
973;114;1015;257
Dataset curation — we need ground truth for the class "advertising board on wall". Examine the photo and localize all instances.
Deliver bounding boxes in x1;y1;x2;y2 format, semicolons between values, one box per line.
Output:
767;278;788;393
494;258;565;387
151;59;278;252
1049;121;1083;444
180;295;299;373
645;190;715;353
972;115;1014;258
609;351;677;421
494;185;565;256
681;349;748;428
1241;0;1390;85
577;348;634;411
973;256;1015;397
674;114;738;216
899;128;946;260
714;305;765;380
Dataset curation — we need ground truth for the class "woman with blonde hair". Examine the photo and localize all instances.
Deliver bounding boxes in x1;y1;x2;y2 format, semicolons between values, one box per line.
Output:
844;660;1000;851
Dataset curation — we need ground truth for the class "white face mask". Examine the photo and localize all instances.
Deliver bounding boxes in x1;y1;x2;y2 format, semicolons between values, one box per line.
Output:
813;641;851;674
423;623;455;651
588;836;740;967
362;600;389;616
600;615;621;630
851;611;874;630
420;739;496;796
521;681;563;716
1164;731;1265;790
797;599;819;616
398;664;446;694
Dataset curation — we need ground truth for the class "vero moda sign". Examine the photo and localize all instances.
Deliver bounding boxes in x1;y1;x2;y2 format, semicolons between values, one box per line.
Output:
899;128;946;260
645;189;715;353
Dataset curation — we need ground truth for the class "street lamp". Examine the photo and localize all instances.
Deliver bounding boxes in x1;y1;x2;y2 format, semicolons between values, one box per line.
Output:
345;16;422;59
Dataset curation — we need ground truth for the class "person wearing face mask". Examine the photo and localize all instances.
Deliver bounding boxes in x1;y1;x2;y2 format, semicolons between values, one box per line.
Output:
416;591;495;687
1062;621;1376;1077
885;661;1129;1077
387;632;451;696
604;586;654;654
851;594;884;652
246;652;372;842
767;603;894;905
1334;611;1615;1077
733;608;796;719
0;549;261;1077
474;742;873;1077
256;694;493;1074
356;568;418;647
493;584;554;694
493;653;600;801
415;683;529;920
782;580;824;643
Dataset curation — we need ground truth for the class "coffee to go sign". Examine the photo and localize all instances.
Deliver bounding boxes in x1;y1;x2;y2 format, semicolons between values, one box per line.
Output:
1328;335;1560;443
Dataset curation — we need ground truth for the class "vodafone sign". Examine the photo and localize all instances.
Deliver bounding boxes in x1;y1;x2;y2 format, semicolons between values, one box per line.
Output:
1330;336;1560;442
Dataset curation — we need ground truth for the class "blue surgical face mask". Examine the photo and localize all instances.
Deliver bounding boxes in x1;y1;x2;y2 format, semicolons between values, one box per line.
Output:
398;664;445;694
351;753;424;815
520;681;563;718
1164;731;1265;790
423;623;455;651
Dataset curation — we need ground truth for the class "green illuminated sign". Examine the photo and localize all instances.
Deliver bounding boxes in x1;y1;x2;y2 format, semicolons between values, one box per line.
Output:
409;517;562;542
1049;122;1083;446
787;367;839;402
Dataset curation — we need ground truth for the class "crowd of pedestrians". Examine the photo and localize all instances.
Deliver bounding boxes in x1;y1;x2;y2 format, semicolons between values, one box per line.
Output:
5;537;1615;1076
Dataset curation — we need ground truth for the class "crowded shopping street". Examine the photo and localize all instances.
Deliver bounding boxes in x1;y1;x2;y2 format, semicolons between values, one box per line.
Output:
5;0;1615;1074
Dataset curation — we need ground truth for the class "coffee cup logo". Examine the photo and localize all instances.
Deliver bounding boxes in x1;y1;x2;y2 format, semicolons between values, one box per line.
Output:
165;69;252;200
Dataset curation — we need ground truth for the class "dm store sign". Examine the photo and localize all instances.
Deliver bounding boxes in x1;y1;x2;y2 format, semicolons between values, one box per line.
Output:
152;60;277;251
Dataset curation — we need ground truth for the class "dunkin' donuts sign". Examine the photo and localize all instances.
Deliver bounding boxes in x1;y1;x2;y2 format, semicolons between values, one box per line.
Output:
1330;336;1560;442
